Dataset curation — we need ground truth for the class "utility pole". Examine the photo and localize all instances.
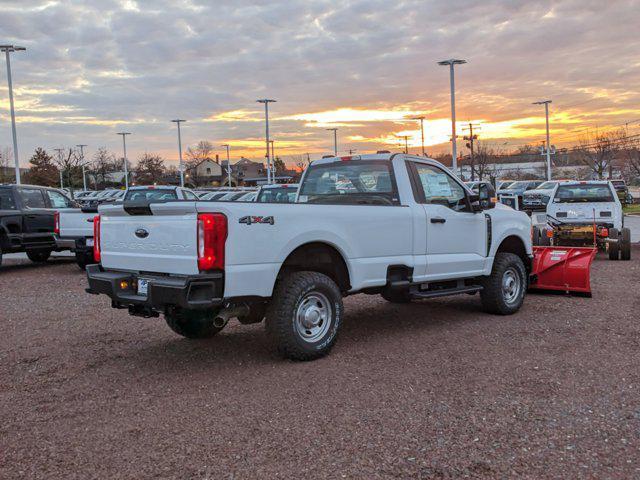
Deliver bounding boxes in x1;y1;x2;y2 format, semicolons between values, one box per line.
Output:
117;132;131;189
326;128;338;156
438;59;467;172
347;149;357;155
1;45;26;184
54;148;65;188
221;144;231;187
171;119;186;186
397;135;410;154
412;116;426;156
532;100;552;180
76;144;88;190
462;123;480;181
257;99;276;184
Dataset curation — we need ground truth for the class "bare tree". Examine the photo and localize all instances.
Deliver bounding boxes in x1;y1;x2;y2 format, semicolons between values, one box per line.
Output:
53;148;83;194
0;147;12;183
577;130;619;179
185;140;215;186
612;128;640;178
135;153;166;185
90;147;118;189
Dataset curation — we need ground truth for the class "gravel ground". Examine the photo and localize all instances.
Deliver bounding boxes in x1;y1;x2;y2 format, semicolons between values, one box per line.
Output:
2;249;639;479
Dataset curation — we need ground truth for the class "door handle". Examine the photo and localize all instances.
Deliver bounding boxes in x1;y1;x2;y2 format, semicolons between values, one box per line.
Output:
430;217;446;224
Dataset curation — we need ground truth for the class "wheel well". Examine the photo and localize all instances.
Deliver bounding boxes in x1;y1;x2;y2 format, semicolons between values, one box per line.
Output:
496;235;531;272
277;242;351;292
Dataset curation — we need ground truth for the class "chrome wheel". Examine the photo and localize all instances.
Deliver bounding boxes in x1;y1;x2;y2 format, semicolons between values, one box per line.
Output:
502;267;521;305
295;292;332;343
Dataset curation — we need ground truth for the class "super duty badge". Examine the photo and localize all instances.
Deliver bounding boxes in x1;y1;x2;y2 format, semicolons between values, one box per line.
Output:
239;215;275;225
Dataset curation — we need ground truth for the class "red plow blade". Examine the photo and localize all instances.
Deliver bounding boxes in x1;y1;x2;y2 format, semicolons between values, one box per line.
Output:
529;246;597;296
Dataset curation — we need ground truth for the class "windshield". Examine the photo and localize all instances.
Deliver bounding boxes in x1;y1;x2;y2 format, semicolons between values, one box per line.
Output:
536;181;556;190
499;182;514;189
125;189;178;201
298;161;397;205
257;186;298;203
507;181;529;189
554;184;614;203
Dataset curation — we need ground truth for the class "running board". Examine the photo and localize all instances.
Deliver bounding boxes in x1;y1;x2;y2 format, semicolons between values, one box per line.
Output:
409;285;483;299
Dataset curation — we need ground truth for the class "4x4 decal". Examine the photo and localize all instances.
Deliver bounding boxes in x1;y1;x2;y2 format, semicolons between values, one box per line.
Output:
239;215;275;225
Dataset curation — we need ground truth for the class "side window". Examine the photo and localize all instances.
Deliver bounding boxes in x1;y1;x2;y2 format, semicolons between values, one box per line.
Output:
183;190;197;200
46;190;72;208
0;189;17;210
18;188;47;209
412;163;466;211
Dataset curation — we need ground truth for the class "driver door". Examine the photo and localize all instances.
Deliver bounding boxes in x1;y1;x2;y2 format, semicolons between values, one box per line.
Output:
408;162;487;279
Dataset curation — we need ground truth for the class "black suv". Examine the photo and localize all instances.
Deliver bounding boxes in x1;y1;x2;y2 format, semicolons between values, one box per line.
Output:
0;184;76;267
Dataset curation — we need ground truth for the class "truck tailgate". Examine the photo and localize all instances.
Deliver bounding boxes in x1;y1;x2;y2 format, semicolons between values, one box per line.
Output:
99;203;199;275
59;209;95;237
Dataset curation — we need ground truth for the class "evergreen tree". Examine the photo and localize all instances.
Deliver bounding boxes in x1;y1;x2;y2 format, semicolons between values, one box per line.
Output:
25;148;59;186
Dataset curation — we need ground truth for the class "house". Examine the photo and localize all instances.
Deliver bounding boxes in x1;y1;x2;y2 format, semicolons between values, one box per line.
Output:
185;157;224;186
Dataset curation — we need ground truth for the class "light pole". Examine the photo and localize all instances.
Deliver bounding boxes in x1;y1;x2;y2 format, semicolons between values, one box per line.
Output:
269;140;276;179
257;99;276;184
533;100;553;180
117;132;131;189
397;135;410;154
1;45;26;184
412;116;426;156
221;144;231;187
171;119;186;186
76;144;88;190
326;128;338;156
437;58;466;172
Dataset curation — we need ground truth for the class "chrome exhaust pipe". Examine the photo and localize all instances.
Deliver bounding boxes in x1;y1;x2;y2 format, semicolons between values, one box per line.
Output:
213;304;250;328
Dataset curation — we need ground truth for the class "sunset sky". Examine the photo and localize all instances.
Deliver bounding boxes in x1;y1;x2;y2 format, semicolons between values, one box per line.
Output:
1;0;640;167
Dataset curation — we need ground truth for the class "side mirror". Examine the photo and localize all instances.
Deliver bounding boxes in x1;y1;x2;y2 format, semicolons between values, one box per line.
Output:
477;183;495;210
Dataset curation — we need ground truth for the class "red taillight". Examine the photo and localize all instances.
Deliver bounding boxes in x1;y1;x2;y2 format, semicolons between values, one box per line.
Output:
197;213;227;271
600;227;609;238
54;211;60;234
93;215;101;262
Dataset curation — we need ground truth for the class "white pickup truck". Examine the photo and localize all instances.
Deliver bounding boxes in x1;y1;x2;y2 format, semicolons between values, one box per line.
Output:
55;208;97;269
87;154;533;360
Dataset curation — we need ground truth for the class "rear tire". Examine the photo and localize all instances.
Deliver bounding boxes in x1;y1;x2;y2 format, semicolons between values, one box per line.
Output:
75;250;94;270
165;309;224;339
620;227;631;261
265;271;343;361
480;252;526;315
608;228;619;260
26;249;51;263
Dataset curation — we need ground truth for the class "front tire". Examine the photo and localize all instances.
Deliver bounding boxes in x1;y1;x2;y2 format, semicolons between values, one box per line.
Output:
480;253;527;315
26;249;51;263
165;309;224;339
265;271;343;361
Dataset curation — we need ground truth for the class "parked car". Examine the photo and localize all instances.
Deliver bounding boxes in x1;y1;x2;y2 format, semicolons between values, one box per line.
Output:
496;180;516;191
537;181;630;260
0;184;76;267
87;153;532;360
124;185;198;202
497;180;544;209
522;180;562;211
236;191;258;202
256;183;299;203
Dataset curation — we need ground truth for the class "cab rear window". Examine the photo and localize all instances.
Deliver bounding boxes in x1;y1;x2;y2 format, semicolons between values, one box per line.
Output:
125;189;178;201
554;184;614;203
298;160;398;206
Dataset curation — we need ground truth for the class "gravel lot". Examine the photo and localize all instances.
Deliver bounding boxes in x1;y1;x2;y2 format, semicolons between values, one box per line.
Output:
2;249;639;479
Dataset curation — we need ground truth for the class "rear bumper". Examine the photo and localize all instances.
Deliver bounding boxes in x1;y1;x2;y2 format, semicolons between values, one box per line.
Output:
55;236;77;250
7;233;56;251
86;264;224;312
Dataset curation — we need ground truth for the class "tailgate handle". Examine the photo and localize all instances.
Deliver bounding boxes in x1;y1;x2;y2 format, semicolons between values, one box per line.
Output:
430;217;446;224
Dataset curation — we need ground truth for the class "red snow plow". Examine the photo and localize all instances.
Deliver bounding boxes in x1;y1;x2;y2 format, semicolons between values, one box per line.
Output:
529;246;597;296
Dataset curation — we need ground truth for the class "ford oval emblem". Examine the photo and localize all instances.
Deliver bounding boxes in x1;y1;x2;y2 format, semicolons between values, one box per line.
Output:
135;228;149;239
